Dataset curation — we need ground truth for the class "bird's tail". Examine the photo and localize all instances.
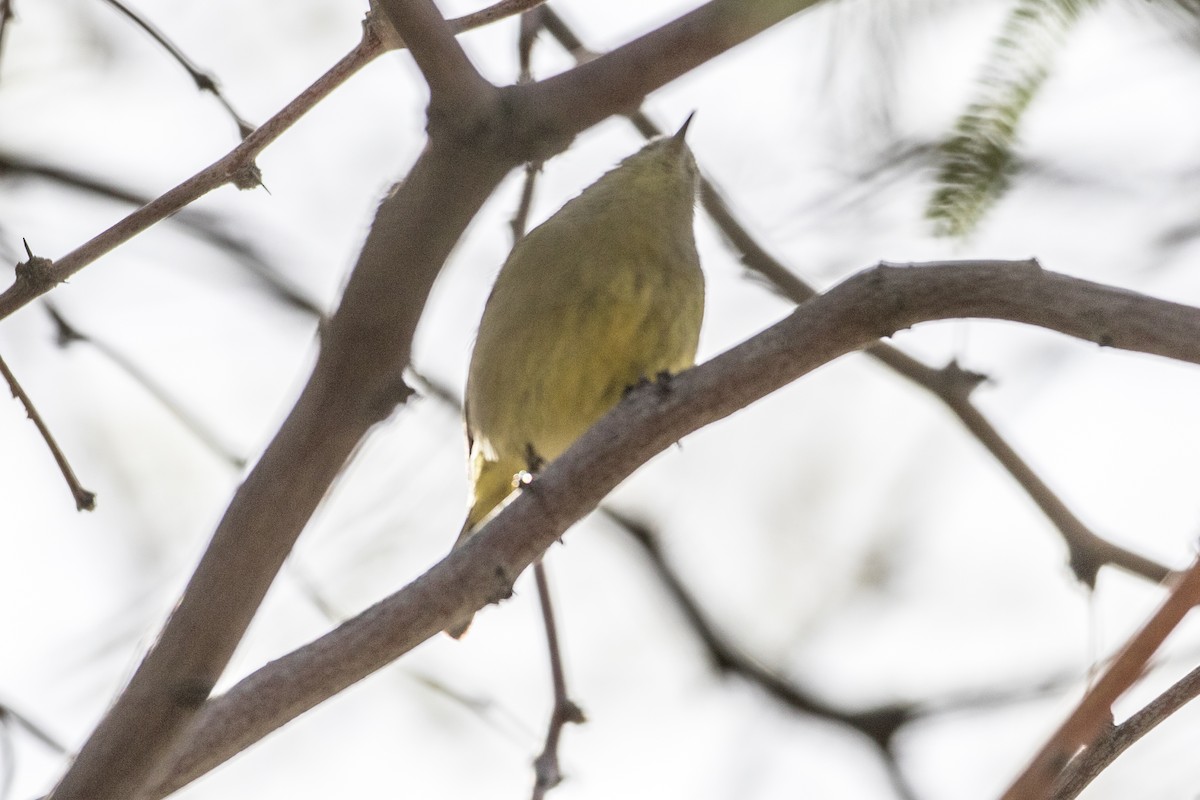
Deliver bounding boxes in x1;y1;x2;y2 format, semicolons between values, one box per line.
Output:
444;456;523;638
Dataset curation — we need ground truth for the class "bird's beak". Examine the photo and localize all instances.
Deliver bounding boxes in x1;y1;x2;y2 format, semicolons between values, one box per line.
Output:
673;112;696;142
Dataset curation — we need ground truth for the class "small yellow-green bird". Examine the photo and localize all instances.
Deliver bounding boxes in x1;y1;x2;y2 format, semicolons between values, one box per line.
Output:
448;119;704;636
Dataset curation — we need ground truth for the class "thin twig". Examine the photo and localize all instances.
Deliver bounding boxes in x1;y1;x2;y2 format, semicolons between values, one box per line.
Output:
101;0;255;138
530;561;585;800
0;702;68;754
43;303;246;469
0;298;95;510
1003;555;1200;799
0;0;13;74
1053;661;1200;799
0;718;12;800
510;161;542;244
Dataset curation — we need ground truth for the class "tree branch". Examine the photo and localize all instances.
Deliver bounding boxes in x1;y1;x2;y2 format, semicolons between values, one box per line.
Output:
1002;555;1200;799
1053;661;1200;799
374;0;495;115
530;562;585;799
101;0;255;138
145;260;1200;797
0;347;95;511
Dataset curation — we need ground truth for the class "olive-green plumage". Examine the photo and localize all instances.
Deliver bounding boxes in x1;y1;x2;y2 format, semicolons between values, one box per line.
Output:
448;123;704;636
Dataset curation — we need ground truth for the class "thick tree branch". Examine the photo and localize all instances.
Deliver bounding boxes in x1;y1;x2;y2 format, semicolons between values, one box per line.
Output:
48;137;510;800
145;261;1200;797
374;0;495;114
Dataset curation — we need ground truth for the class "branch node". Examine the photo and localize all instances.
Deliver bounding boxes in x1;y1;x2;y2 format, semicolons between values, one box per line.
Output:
941;359;989;398
15;243;60;293
173;679;216;709
230;163;264;191
363;3;405;52
489;563;516;604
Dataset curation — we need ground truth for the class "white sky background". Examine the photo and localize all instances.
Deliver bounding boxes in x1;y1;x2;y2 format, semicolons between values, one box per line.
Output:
3;0;1200;798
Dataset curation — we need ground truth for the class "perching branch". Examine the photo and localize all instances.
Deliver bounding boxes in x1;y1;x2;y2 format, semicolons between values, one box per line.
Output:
534;6;1173;590
145;260;1200;798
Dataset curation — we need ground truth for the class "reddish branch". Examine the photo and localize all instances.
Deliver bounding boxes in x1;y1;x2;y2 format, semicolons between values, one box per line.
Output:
1003;556;1200;799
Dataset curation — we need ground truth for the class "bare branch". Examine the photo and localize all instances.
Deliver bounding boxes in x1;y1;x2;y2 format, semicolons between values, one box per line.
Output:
48;127;506;799
1053;662;1200;799
0;318;95;511
101;0;255;138
146;261;1200;798
0;0;820;325
530;562;585;800
1003;555;1200;799
0;700;68;754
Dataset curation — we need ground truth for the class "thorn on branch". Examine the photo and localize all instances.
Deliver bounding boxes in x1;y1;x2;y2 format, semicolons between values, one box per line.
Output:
230;163;264;191
15;240;61;294
938;359;989;398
